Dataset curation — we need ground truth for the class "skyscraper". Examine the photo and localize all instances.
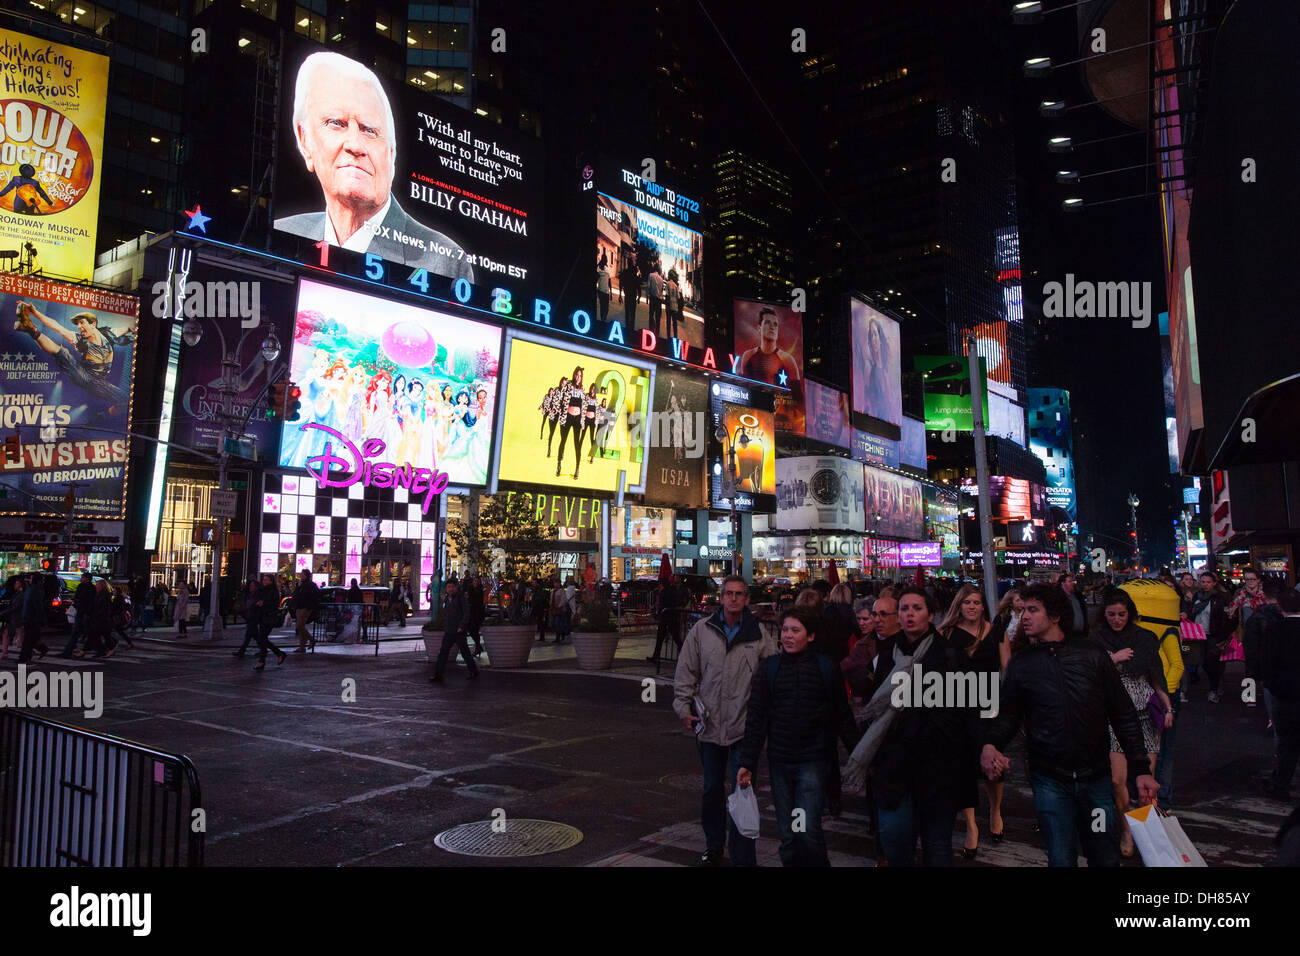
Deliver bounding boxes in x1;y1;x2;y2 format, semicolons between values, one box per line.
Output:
712;148;795;305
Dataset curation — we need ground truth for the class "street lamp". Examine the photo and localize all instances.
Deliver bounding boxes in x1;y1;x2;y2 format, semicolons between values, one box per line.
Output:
715;422;753;577
1127;493;1141;569
181;316;283;640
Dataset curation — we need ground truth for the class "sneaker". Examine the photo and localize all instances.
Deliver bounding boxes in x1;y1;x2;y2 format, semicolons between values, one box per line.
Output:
694;849;724;867
1207;692;1220;703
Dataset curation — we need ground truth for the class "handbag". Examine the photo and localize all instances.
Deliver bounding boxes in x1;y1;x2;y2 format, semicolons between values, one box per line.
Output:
1125;804;1207;867
727;783;761;839
1179;619;1206;642
1146;692;1168;733
1219;634;1245;662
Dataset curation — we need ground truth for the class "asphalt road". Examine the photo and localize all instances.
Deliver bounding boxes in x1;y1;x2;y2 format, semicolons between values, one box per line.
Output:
4;625;1292;867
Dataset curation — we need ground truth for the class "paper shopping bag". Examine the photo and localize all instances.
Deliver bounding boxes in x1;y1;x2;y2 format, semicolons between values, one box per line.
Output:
727;784;760;839
1126;805;1204;867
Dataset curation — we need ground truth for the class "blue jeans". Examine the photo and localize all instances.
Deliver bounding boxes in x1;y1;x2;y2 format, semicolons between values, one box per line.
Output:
768;759;830;867
1030;773;1120;867
1155;691;1181;803
698;741;756;866
876;794;955;867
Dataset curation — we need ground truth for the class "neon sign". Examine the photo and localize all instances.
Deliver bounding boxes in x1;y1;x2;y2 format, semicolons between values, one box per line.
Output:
302;423;448;515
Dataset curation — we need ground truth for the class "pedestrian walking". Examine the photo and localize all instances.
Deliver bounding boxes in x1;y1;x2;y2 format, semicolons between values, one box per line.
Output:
1260;586;1300;799
111;586;134;649
245;574;286;670
174;580;190;639
1191;570;1234;703
131;574;149;632
532;578;550;643
197;577;210;628
673;575;778;866
663;269;680;339
1;576;25;660
549;579;572;643
736;607;859;866
467;575;486;657
649;577;683;663
845;586;971;867
1090;588;1172;857
1243;577;1283;723
61;572;95;657
17;572;49;663
981;585;1158;867
1057;573;1089;634
429;578;479;681
646;263;664;335
292;569;320;653
937;583;1006;856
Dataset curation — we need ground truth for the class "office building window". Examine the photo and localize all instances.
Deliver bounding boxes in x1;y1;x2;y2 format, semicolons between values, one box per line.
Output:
239;0;276;20
295;5;325;41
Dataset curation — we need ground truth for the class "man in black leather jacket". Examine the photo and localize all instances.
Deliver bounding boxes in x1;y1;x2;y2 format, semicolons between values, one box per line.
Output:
982;584;1158;867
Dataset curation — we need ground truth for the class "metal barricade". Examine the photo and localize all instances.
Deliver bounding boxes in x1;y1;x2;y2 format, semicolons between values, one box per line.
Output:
0;710;203;867
311;603;382;654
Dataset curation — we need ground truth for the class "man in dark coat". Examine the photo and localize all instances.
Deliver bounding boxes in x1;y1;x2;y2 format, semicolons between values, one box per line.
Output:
17;572;46;663
430;579;478;682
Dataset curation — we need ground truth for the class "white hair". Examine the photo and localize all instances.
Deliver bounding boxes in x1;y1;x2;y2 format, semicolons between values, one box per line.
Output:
292;51;397;181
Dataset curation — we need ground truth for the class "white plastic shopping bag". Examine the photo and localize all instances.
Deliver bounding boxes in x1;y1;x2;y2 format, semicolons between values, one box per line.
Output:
1126;804;1206;867
727;784;760;839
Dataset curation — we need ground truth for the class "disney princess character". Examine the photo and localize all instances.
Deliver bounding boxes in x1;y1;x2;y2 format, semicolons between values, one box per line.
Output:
394;378;425;465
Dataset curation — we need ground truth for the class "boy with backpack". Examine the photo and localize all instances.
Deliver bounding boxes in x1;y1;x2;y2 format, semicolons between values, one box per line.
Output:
736;606;860;866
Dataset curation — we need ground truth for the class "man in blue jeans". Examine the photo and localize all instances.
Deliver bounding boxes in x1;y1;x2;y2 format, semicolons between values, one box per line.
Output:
982;584;1158;866
737;607;859;866
674;575;778;866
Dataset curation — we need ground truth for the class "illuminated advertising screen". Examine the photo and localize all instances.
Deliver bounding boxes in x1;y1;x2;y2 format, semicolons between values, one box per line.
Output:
900;417;927;470
495;333;653;494
1027;387;1076;522
960;476;1049;522
280;278;502;487
805;380;851;449
645;368;708;508
0;27;110;281
899;542;942;567
0;276;137;516
776;456;865;532
709;381;775;513
273;42;543;288
864;466;924;540
915;354;989;431
852;428;899;469
849;298;902;426
733;298;803;432
596;163;705;348
171;266;295;455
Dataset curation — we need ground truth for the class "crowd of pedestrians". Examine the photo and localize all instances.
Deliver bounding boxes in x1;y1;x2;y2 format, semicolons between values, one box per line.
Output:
672;567;1300;867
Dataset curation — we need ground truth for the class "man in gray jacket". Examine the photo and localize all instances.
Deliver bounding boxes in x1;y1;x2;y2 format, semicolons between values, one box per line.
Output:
673;575;778;866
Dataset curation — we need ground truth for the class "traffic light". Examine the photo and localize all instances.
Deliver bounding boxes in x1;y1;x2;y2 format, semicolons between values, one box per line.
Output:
3;434;18;463
285;383;302;422
267;382;286;420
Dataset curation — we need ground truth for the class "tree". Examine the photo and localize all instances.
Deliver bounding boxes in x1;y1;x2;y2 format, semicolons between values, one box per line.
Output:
445;491;559;582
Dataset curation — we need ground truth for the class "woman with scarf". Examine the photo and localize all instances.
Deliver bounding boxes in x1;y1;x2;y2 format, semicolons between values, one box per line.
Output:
848;586;973;867
1091;587;1172;857
937;583;1006;857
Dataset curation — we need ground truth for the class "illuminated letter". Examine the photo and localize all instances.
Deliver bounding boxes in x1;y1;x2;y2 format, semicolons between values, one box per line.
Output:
607;320;625;345
533;298;552;325
640;329;657;352
572;310;592;335
702;348;716;369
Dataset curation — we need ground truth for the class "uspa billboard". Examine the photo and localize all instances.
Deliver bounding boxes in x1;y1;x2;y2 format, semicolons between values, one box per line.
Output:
863;466;924;541
776;456;865;532
280;278;502;487
274;42;543;288
849;298;902;427
0;27;110;282
644;368;708;508
0;275;137;516
709;380;775;513
733;299;803;432
495;332;653;494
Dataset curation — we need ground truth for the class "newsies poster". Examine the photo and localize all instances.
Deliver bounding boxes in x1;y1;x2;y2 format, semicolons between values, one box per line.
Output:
0;274;137;516
0;28;110;281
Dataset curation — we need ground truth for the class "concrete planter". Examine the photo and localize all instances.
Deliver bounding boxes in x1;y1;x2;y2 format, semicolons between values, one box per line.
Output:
421;625;441;662
481;624;536;668
571;631;620;671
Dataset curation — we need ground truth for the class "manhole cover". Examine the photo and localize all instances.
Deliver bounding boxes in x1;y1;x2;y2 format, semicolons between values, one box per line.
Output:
434;819;583;857
659;772;703;792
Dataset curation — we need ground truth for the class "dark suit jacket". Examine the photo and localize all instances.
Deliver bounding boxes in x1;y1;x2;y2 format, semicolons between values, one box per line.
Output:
276;198;474;282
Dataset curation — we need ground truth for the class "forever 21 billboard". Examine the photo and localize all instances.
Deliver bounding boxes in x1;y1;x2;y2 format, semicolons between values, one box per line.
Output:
272;38;544;291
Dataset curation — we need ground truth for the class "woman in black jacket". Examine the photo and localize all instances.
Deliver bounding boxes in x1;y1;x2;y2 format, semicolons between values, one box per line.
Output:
1190;570;1234;703
1091;588;1172;857
871;586;976;867
249;574;286;671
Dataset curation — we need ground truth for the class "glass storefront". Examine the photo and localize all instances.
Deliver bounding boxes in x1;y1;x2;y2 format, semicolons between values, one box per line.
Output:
611;504;674;580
